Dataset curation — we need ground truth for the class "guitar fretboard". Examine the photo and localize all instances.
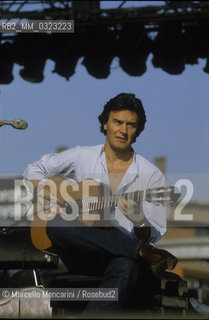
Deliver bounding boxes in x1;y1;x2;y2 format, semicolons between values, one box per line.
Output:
74;190;142;214
41;186;177;215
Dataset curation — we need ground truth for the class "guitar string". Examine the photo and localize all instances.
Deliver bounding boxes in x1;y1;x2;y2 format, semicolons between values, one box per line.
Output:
65;191;141;214
66;188;173;213
40;187;173;214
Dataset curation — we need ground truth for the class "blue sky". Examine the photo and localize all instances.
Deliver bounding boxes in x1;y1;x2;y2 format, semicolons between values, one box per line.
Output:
0;1;209;201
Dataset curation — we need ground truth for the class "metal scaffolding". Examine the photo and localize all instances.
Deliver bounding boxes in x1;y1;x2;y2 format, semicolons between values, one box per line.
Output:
1;1;209;83
1;1;209;31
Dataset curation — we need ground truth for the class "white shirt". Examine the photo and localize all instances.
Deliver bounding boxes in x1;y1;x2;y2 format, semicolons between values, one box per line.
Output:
23;144;166;244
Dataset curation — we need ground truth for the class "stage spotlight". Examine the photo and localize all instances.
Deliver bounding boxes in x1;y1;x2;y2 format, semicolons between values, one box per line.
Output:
81;27;116;79
203;57;209;73
182;21;209;73
0;42;14;84
48;33;82;80
52;54;80;80
81;51;115;79
19;59;46;83
152;22;188;74
13;34;49;82
117;24;151;76
183;25;199;66
199;26;209;73
186;21;209;74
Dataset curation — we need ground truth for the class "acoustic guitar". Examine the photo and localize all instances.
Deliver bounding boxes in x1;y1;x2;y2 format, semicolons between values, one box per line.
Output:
31;176;180;250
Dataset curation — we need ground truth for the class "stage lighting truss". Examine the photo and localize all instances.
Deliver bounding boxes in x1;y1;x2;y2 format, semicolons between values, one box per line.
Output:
1;1;209;35
1;1;209;82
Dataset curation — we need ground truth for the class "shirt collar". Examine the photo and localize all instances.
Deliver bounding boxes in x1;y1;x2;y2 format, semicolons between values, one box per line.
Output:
100;145;107;173
99;145;139;193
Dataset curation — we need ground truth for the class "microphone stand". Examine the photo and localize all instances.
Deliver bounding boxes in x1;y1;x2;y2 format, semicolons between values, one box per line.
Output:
0;119;28;129
0;119;29;233
0;120;11;127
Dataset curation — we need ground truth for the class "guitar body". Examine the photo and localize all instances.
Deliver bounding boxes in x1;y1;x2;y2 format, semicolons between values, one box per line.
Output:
30;215;52;251
31;176;104;250
31;176;180;250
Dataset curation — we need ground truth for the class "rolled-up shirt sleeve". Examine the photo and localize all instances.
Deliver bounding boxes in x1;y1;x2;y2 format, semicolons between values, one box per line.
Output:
23;147;79;181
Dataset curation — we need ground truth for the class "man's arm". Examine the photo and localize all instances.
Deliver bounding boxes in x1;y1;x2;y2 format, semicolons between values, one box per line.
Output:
118;196;151;240
118;169;166;244
23;147;78;182
25;180;42;192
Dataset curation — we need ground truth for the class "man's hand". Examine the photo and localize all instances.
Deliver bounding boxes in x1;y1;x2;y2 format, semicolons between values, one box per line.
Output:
118;196;145;225
33;181;63;218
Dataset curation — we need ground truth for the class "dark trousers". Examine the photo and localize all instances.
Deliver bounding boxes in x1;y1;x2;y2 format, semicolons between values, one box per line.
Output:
46;215;143;313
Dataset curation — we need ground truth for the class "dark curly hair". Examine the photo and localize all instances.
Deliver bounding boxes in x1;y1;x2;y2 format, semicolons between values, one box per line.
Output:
98;93;146;143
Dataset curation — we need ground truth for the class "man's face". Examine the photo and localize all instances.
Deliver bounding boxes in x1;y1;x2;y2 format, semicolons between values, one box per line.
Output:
104;110;138;152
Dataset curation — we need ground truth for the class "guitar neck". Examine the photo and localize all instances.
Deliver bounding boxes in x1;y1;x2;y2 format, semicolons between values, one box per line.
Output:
41;183;179;216
75;190;144;214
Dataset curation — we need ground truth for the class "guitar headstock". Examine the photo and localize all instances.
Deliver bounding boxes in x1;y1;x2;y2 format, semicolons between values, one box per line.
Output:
145;186;181;206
